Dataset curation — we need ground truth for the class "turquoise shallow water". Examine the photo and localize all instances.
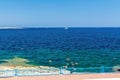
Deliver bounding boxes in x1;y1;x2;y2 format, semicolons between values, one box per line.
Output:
0;28;120;67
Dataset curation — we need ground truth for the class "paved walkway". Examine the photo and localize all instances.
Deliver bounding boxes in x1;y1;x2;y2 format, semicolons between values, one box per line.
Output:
0;73;120;80
87;78;120;80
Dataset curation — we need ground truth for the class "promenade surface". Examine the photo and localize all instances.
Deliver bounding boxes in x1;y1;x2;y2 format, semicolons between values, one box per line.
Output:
0;73;120;80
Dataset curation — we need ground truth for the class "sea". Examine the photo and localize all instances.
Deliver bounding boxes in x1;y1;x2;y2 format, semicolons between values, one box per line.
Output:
0;27;120;68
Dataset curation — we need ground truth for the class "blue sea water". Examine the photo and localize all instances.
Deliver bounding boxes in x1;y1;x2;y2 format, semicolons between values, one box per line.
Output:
0;28;120;67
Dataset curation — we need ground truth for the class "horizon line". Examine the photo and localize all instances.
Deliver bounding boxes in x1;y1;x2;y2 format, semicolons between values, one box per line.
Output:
1;26;120;29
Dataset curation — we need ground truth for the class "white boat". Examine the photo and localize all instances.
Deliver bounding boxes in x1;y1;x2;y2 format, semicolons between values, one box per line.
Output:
64;27;68;29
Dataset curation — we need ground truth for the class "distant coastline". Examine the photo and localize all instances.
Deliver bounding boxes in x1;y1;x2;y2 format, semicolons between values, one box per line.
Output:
0;27;24;29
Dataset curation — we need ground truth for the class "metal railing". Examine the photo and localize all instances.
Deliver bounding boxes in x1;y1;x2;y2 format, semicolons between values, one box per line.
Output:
0;66;118;77
0;70;15;77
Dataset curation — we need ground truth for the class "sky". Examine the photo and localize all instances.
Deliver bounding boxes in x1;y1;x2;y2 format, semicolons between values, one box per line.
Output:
0;0;120;27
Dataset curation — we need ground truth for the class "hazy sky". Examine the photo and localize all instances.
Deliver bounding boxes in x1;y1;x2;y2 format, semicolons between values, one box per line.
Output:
0;0;120;27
